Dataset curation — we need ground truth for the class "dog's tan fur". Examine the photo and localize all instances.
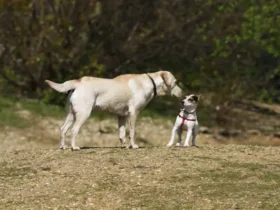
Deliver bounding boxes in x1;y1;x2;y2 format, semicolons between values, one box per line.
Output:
46;70;183;150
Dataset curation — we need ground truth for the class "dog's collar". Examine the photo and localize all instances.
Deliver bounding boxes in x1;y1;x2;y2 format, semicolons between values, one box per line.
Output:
147;74;157;99
181;109;195;114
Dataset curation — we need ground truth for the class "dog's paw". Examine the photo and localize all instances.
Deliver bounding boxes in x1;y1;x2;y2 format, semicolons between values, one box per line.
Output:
127;144;139;149
71;146;81;151
167;143;173;147
60;145;67;150
119;139;126;145
183;145;189;148
175;143;181;147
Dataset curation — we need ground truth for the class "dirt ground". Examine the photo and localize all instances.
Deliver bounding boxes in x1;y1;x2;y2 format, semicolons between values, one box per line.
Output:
1;114;280;209
1;144;280;210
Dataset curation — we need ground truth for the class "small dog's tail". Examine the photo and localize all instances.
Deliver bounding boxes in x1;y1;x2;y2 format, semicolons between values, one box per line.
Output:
45;79;79;93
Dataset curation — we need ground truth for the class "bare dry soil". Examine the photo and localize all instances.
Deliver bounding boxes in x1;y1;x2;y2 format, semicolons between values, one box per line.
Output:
1;143;280;209
1;101;280;209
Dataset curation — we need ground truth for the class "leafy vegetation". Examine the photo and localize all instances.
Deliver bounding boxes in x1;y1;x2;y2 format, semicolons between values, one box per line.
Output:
0;0;279;106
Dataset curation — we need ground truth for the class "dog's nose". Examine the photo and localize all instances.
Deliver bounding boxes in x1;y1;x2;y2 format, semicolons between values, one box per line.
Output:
181;100;184;105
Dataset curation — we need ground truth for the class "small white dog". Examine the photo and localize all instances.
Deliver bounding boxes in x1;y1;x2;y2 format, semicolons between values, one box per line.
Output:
167;94;200;147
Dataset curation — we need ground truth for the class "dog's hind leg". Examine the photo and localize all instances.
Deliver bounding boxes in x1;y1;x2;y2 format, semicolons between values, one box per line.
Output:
118;116;127;147
70;109;91;151
192;125;198;147
60;93;75;149
69;95;93;150
60;112;74;149
175;129;182;147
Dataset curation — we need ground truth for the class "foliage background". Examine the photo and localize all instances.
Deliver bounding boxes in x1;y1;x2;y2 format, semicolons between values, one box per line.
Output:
0;0;279;106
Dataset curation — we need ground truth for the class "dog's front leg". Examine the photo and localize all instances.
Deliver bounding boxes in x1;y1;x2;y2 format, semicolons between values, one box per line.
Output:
183;129;193;147
128;112;139;149
176;129;182;147
118;116;127;147
167;126;178;147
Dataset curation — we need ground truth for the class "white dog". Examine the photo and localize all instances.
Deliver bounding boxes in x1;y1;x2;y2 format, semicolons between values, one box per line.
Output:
167;94;200;147
45;70;183;150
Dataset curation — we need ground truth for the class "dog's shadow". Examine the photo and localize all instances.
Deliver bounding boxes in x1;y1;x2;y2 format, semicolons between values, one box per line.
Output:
79;146;146;150
79;145;201;150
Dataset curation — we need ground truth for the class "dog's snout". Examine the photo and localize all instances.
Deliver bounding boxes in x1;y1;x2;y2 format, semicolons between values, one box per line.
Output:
181;100;184;105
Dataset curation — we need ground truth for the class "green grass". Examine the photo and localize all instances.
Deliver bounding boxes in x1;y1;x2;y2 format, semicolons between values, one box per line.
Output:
0;109;30;128
0;95;178;128
0;96;65;128
220;161;265;171
0;94;215;130
0;96;65;117
261;172;280;184
0;161;35;177
21;99;65;118
0;97;30;128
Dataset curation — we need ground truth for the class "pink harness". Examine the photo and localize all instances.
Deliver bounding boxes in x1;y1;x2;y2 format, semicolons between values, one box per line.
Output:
178;114;196;130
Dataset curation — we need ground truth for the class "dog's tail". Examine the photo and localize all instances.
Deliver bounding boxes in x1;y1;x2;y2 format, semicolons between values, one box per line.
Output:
45;79;79;93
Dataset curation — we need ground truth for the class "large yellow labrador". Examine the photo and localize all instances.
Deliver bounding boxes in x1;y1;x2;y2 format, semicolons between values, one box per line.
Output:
45;70;183;150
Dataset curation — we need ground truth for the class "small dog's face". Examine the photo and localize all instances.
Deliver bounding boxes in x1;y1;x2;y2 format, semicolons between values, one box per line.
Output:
181;94;200;108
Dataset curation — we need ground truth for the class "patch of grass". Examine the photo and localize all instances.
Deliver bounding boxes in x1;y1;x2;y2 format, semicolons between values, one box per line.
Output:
0;97;30;128
203;170;248;182
21;99;65;118
260;200;280;209
2;200;26;209
193;155;223;161
260;172;280;184
2;146;280;209
221;161;264;172
0;96;65;128
197;182;249;198
0;94;214;130
0;109;30;128
0;95;175;125
0;96;64;117
0;162;35;177
121;185;190;210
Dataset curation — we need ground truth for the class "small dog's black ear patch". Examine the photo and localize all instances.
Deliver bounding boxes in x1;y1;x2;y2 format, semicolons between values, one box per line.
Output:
192;95;198;102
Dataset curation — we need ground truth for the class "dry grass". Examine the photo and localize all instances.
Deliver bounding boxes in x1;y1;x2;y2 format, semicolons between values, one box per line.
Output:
1;145;280;209
1;97;280;209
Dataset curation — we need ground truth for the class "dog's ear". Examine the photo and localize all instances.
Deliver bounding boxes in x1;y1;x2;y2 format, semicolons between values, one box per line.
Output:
197;94;201;101
160;71;171;86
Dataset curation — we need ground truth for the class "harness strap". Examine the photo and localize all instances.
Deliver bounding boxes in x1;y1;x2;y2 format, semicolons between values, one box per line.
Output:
179;114;196;130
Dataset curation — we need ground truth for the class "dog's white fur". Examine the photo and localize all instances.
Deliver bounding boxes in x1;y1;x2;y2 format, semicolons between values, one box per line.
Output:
45;70;183;150
167;94;200;147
